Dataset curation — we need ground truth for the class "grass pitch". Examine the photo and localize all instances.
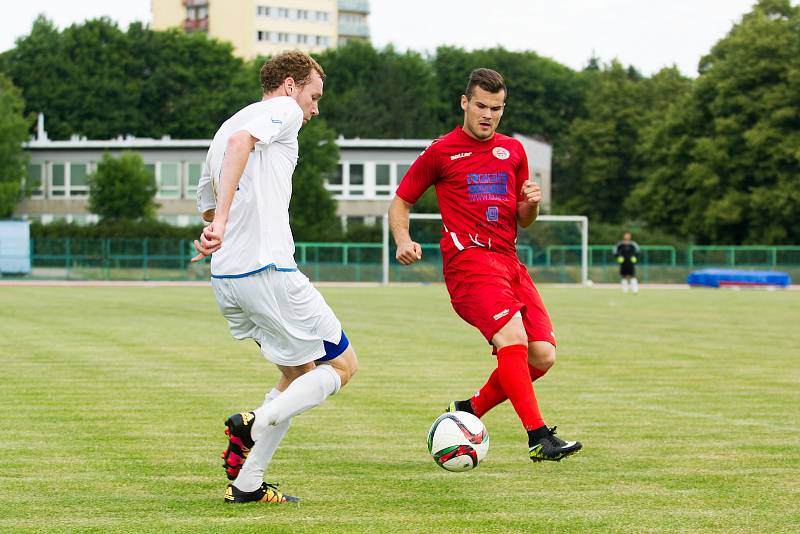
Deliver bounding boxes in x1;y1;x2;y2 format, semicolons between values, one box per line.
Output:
1;284;798;533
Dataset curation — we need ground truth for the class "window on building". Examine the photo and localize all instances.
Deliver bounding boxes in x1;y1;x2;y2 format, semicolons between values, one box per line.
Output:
396;163;411;182
348;163;364;197
315;35;329;47
324;163;343;196
297;34;308;44
278;7;289;18
51;163;66;197
278;32;289;43
340;13;364;24
297;9;309;20
315;11;329;22
69;163;89;197
187;163;203;198
159;162;181;199
26;163;43;197
375;164;391;186
375;163;392;197
145;163;156;184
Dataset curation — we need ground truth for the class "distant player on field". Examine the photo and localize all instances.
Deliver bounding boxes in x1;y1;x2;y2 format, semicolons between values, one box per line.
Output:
389;68;582;462
192;51;358;504
615;231;640;293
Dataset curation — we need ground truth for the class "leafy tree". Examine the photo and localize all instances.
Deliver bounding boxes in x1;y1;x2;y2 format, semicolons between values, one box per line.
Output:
126;24;256;138
558;63;691;222
314;41;443;139
289;119;341;241
631;0;800;244
2;16;256;140
88;152;158;221
0;17;68;139
0;74;32;217
557;61;641;221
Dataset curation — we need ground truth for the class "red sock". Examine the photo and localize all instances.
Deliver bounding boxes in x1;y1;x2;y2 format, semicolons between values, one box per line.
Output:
528;364;548;382
496;344;544;431
469;368;506;417
470;360;549;417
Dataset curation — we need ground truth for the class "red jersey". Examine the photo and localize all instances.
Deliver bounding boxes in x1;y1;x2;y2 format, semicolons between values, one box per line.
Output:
396;126;529;269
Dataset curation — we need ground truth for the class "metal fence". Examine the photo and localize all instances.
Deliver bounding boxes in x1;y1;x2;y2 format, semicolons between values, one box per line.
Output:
12;239;800;283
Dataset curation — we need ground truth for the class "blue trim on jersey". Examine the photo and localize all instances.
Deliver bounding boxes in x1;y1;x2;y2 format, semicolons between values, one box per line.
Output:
316;330;350;362
210;263;298;279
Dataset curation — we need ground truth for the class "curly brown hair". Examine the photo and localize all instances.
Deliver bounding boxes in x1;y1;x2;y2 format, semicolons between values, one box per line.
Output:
259;50;326;93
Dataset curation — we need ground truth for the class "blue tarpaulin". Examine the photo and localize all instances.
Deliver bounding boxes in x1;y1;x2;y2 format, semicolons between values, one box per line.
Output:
687;268;791;288
0;220;31;274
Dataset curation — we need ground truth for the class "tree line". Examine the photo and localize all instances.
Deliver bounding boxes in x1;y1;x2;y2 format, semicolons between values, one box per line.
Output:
1;0;798;244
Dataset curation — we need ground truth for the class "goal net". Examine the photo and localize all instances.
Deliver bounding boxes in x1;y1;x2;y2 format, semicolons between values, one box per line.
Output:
381;213;588;285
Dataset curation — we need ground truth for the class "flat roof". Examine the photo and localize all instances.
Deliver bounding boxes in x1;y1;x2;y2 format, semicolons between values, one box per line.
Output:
25;137;433;150
25;134;549;150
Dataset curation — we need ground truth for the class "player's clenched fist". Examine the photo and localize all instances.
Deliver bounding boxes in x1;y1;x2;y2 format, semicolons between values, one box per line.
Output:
396;240;423;265
521;180;541;205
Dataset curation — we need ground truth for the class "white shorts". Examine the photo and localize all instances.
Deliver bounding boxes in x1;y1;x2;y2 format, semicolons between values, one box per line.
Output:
211;268;343;366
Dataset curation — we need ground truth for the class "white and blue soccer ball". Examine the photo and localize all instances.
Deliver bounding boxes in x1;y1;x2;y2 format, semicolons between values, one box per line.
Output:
427;411;489;472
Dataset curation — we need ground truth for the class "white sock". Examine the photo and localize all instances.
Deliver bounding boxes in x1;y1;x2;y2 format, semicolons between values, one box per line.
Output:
233;388;289;493
631;278;639;293
252;364;341;433
622;279;629;292
234;421;291;492
263;387;281;406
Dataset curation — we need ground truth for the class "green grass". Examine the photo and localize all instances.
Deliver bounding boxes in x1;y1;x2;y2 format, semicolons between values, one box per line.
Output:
1;285;798;533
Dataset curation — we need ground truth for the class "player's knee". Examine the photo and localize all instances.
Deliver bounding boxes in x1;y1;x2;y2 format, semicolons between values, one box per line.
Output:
529;342;556;370
492;317;528;347
343;347;358;383
331;346;358;387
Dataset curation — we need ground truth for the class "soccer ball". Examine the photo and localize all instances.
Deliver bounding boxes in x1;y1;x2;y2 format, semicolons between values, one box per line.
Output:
427;411;489;472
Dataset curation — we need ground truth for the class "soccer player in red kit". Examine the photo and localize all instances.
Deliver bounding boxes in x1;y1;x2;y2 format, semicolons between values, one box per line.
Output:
389;68;582;462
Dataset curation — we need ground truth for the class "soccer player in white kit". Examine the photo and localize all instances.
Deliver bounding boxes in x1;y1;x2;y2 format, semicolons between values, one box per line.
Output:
191;51;358;504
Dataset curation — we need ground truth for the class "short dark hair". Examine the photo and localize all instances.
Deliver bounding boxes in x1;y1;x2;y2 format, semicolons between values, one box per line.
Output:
465;68;506;99
260;50;326;93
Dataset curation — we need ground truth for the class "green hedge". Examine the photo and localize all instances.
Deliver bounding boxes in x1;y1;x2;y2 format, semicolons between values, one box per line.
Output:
30;220;205;240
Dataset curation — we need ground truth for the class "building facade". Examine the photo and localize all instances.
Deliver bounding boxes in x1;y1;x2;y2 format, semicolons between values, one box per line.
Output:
17;130;552;226
151;0;370;59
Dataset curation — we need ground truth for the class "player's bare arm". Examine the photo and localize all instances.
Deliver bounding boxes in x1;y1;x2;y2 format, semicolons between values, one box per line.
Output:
191;130;258;262
388;195;423;265
516;179;541;228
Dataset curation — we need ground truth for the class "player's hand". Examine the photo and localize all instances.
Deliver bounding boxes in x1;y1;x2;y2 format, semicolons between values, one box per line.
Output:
191;220;227;262
396;240;423;265
521;180;541;205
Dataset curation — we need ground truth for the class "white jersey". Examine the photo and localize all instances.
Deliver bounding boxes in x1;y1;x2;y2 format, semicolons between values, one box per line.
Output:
197;96;303;277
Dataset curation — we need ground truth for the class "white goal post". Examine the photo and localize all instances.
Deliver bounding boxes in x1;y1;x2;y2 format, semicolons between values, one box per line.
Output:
381;213;589;285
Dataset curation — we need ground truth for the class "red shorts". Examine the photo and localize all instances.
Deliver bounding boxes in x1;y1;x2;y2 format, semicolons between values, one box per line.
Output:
444;248;555;347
